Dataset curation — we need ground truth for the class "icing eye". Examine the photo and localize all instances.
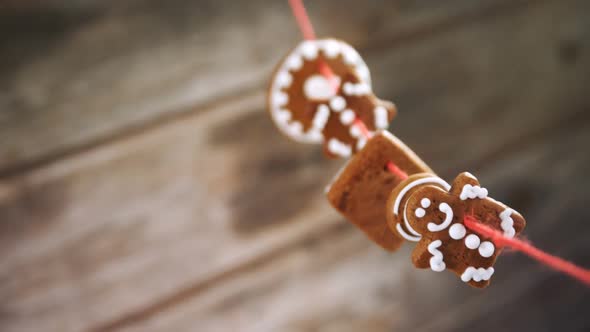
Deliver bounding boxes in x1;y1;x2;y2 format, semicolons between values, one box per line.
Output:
449;223;466;240
415;208;426;218
478;241;495;258
420;198;431;208
465;234;481;249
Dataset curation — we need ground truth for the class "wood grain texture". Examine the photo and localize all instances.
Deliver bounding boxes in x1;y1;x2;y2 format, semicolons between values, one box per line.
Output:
0;0;589;331
120;125;590;332
0;0;504;175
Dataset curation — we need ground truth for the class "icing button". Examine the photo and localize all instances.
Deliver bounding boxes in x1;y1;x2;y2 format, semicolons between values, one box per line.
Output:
478;241;495;258
449;223;466;240
465;234;480;250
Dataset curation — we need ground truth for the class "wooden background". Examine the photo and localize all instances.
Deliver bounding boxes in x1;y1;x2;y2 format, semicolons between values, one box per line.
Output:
1;0;589;331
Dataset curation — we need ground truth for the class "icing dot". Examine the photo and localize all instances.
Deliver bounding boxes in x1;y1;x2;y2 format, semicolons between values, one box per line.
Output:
478;241;495;258
322;40;340;58
343;82;354;95
356;138;367;151
349;124;361;137
312;104;330;129
374;105;389;129
342;46;359;65
275;109;291;123
356;65;370;82
449;223;466;240
340;109;355;125
273;92;288;107
415;208;426;218
299;41;318;60
286;54;303;70
276;71;293;88
330;96;346;111
304;75;337;101
420;198;431;208
465;234;481;249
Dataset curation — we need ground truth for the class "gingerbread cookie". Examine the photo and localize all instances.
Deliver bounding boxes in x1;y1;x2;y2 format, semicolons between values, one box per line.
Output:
386;172;526;287
268;38;397;158
326;131;433;251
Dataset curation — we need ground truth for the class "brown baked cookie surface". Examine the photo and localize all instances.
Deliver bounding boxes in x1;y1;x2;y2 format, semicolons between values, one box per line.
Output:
268;38;396;158
386;172;526;288
326;131;433;251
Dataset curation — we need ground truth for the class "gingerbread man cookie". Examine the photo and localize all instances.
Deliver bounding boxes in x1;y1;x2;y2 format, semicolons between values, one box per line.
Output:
268;38;396;158
386;172;526;287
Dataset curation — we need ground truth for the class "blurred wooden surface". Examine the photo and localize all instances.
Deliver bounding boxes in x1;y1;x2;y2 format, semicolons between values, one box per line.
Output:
1;0;589;331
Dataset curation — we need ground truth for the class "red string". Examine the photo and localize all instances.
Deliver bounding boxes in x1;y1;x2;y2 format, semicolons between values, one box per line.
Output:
287;0;589;287
464;215;590;286
353;118;409;180
288;0;338;88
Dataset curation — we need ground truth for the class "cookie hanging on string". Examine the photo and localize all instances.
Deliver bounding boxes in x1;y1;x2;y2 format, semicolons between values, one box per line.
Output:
386;172;526;288
326;130;433;251
268;38;397;158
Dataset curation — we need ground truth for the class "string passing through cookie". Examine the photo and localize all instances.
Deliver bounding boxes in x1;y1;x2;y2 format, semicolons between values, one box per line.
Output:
284;0;589;287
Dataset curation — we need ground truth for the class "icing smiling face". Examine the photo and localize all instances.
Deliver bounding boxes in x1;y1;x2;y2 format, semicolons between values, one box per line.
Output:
268;38;397;158
386;172;526;288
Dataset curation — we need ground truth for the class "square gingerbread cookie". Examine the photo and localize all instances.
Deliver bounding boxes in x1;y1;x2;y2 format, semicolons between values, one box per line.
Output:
325;130;433;251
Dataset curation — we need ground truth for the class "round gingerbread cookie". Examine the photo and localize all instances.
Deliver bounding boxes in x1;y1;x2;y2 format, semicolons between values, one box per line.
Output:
268;38;396;158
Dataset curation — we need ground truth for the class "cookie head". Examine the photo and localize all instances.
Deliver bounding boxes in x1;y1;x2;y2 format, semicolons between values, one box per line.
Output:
268;38;396;158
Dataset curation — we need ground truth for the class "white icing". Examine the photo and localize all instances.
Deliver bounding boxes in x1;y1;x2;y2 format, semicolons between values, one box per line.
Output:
427;202;454;232
339;42;372;85
461;266;494;282
327;138;352;157
285;54;303;70
396;223;421;242
339;109;355;125
275;109;291;122
269;39;373;145
403;200;423;238
465;234;481;249
342;44;360;65
349;124;362;138
421;198;431;208
286;121;303;136
312;104;330;130
374;105;389;129
449;223;466;240
356;137;367;151
428;240;446;272
304;75;337;101
299;40;318;60
357;65;370;84
459;184;488;200
272;92;289;108
330;96;346;111
306;130;323;141
478;241;495;258
499;208;516;238
415;208;426;218
276;71;293;88
321;39;340;58
342;82;371;96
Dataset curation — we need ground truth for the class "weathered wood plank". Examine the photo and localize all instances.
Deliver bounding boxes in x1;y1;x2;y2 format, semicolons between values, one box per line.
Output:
0;0;505;174
118;123;590;332
1;0;589;331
